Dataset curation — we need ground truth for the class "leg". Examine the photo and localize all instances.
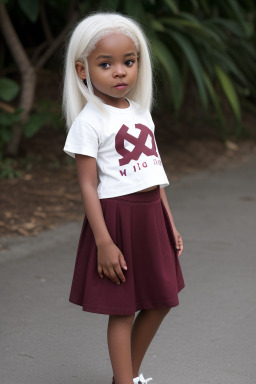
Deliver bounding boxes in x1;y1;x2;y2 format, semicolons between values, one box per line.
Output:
131;308;170;377
108;314;135;384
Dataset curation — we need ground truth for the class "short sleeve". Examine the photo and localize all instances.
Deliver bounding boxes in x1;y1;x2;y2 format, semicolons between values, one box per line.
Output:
63;118;99;159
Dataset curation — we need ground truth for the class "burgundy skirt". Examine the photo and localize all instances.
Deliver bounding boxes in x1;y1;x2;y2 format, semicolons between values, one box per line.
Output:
69;186;185;315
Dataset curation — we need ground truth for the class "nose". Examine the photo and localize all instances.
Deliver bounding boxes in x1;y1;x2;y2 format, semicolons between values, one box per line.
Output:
113;64;126;77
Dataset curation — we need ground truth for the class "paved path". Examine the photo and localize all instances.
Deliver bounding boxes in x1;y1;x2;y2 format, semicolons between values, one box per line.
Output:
1;156;256;384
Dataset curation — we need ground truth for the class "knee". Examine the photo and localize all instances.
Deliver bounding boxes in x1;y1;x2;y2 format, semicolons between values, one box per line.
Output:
142;307;171;319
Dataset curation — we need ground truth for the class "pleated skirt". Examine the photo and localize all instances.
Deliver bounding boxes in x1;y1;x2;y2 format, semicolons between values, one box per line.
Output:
69;186;185;315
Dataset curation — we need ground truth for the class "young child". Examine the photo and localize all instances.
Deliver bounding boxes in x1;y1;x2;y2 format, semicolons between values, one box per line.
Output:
63;12;185;384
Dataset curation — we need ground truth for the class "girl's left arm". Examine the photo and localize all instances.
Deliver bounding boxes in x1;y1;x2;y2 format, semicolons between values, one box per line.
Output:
160;187;184;257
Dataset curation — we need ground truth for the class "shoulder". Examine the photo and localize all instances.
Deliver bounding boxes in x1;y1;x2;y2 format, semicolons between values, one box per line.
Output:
128;99;154;127
129;99;152;117
69;101;105;139
74;101;101;126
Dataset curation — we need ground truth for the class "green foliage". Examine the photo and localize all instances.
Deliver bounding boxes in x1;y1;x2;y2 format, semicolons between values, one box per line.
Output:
23;113;46;138
108;0;256;136
1;0;256;141
0;77;19;101
17;0;39;22
0;158;21;179
0;75;21;161
99;0;119;9
0;108;20;155
0;98;61;178
214;65;241;121
0;107;22;179
23;99;62;138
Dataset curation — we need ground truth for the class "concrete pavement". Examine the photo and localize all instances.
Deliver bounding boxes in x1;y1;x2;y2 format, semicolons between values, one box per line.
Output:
1;155;256;384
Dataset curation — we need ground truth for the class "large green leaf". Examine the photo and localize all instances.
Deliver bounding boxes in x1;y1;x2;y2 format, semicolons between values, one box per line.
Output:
18;0;39;22
123;0;147;23
151;19;165;33
168;30;208;108
23;113;46;138
161;16;224;46
210;51;247;84
215;65;241;121
224;0;249;34
0;77;19;102
151;38;183;110
203;71;226;131
197;0;210;14
163;0;179;13
0;111;20;126
159;17;204;31
208;18;245;37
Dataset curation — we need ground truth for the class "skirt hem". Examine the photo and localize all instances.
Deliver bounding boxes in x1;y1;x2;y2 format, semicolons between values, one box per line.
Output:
69;282;185;316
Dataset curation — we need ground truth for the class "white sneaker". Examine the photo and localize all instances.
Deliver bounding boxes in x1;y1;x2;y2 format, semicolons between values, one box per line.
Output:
133;373;153;384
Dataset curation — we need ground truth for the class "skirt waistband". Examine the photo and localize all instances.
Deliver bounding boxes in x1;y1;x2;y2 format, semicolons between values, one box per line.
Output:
102;186;161;203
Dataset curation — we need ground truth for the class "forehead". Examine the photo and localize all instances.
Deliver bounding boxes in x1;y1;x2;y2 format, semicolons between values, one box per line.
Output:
91;33;138;56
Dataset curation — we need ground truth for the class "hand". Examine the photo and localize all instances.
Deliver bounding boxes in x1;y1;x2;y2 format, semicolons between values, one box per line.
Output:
173;227;184;258
97;241;127;285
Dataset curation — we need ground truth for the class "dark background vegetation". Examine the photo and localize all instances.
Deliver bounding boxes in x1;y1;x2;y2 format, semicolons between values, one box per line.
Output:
0;0;256;237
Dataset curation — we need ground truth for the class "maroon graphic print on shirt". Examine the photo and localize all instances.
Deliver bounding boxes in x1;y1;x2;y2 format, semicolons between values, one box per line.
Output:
115;123;159;166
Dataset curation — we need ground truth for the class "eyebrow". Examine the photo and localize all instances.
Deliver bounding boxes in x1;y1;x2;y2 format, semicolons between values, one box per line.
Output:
96;52;137;60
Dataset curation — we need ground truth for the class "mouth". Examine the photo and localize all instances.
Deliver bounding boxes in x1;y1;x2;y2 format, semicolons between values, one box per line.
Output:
114;83;127;90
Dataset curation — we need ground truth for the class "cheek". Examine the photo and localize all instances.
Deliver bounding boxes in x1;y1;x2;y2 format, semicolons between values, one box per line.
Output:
132;67;138;81
90;69;108;85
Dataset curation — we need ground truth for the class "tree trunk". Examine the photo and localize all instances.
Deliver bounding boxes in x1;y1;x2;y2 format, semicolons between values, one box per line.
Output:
7;69;36;156
0;3;36;156
0;2;78;156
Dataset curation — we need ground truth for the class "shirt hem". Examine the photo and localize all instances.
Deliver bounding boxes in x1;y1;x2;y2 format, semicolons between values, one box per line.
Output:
63;146;97;159
98;179;170;199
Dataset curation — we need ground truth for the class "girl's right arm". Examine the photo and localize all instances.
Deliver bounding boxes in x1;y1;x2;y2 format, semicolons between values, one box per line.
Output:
75;154;127;285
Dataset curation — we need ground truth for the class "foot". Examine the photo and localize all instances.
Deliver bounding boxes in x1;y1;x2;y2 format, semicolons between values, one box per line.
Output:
112;374;152;384
134;373;153;384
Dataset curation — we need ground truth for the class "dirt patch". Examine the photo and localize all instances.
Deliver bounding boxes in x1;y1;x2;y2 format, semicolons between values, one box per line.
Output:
1;124;255;240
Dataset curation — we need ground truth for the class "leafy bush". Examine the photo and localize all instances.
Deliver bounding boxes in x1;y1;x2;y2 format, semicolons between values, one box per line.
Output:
99;0;256;136
0;77;21;160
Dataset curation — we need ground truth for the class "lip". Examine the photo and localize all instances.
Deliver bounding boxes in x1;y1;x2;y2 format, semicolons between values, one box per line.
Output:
114;83;127;90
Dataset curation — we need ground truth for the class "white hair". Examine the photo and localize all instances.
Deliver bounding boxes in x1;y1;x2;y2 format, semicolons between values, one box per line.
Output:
63;12;153;129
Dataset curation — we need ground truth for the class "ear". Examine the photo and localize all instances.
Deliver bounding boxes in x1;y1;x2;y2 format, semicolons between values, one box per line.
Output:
75;61;86;80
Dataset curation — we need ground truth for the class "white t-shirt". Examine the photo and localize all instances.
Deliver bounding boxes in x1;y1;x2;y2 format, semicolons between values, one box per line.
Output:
63;99;169;199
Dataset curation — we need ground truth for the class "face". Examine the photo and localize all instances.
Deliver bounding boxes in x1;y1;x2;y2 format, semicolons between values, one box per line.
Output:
76;33;139;108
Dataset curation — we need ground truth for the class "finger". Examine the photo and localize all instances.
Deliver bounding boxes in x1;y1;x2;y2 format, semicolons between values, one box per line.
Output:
98;265;104;278
119;253;128;271
115;264;126;283
178;244;184;257
107;267;121;285
102;267;110;279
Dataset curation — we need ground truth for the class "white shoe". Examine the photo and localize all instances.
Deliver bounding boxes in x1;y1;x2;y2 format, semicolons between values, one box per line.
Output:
133;373;153;384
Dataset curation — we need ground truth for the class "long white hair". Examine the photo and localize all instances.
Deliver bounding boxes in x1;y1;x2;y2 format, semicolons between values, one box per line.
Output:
62;12;153;129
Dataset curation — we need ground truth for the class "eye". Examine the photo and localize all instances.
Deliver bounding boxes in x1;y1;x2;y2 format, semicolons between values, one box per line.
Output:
125;59;135;67
100;62;110;69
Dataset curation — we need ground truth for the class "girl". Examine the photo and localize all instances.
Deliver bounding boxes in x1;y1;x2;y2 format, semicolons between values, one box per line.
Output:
63;12;185;384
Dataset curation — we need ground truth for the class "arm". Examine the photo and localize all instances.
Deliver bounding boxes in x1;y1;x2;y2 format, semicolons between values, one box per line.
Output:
160;187;177;231
160;187;184;257
75;154;127;284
